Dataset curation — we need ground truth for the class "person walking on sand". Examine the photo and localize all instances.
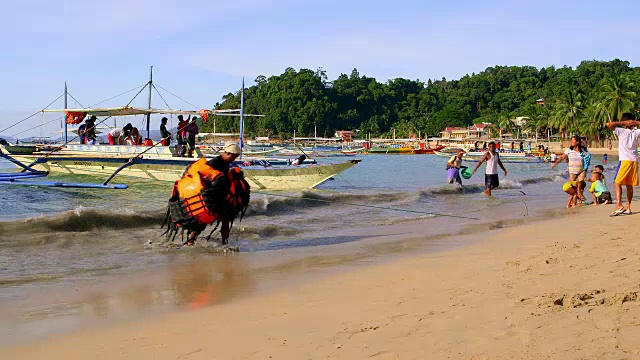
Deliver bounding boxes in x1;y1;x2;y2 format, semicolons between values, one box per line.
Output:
606;113;640;216
472;142;507;196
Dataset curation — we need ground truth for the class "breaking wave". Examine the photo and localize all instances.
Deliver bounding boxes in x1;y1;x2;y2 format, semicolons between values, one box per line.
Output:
0;207;164;239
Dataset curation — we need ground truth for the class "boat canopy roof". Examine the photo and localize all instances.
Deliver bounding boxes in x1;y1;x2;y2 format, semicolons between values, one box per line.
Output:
42;106;263;117
43;106;199;116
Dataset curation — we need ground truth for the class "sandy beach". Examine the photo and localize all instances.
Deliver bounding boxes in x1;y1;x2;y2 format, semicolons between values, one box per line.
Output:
5;204;640;359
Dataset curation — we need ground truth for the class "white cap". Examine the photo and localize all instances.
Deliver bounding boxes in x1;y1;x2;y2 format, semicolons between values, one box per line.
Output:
223;142;241;155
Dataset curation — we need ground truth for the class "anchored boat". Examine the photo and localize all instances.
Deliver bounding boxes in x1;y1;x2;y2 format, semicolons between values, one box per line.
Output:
0;69;361;190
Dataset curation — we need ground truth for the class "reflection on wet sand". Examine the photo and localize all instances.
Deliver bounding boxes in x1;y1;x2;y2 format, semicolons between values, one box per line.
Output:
0;254;256;346
170;256;255;309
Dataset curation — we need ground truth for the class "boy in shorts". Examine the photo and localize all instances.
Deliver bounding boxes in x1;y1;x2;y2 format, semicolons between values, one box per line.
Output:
589;171;611;205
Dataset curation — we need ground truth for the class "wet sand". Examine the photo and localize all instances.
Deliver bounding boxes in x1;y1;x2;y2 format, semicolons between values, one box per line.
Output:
6;205;640;359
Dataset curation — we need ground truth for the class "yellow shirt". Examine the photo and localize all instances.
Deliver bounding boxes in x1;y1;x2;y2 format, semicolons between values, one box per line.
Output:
562;181;577;192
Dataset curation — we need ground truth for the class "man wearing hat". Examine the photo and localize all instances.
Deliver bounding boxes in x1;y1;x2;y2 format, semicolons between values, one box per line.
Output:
206;142;241;173
182;142;242;245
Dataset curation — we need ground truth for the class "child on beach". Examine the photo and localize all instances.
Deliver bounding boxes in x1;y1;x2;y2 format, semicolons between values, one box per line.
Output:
589;171;611;205
563;181;580;208
603;153;608;165
595;165;605;179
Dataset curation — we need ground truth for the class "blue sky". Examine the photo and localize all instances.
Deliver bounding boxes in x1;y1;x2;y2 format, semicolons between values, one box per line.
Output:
1;0;639;137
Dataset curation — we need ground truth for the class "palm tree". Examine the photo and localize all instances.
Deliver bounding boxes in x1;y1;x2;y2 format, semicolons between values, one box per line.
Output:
595;73;637;122
497;115;513;138
525;105;551;139
550;90;584;135
581;99;609;144
577;74;637;145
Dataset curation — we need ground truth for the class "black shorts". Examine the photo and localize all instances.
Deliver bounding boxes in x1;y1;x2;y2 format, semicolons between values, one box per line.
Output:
596;192;612;204
485;174;499;190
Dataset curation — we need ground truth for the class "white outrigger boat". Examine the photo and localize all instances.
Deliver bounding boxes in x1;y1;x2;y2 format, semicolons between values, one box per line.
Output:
2;144;361;190
435;147;544;163
0;69;361;190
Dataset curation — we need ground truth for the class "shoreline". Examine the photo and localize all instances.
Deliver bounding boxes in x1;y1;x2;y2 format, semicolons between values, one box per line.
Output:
0;197;560;347
6;204;638;358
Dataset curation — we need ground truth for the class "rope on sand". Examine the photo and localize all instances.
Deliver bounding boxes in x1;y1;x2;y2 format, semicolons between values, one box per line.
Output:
253;191;480;220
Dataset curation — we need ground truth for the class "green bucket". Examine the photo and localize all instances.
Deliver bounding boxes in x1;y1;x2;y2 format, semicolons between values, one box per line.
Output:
460;167;473;179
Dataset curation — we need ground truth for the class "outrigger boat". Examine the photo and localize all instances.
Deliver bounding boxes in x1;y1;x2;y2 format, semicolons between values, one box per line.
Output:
434;148;543;163
0;69;361;190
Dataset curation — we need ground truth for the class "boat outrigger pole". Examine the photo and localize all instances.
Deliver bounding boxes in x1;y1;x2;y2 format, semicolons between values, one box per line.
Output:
64;82;68;143
239;77;245;159
146;66;153;139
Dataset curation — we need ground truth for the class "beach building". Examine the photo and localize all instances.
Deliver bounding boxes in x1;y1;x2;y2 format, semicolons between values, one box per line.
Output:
439;123;492;140
335;130;356;142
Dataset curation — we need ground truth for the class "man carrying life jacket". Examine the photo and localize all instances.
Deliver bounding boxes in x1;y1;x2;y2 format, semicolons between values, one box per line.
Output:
164;142;248;246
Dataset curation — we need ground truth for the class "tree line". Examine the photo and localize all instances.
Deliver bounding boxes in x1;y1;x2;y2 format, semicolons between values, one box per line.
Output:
203;59;639;142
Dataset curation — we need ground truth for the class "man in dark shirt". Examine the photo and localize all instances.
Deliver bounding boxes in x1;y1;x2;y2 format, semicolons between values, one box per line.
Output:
186;142;242;246
185;117;199;157
160;117;171;146
78;122;87;144
84;116;97;145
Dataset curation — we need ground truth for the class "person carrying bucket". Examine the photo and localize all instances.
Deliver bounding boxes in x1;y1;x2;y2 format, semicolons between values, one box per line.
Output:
447;151;470;186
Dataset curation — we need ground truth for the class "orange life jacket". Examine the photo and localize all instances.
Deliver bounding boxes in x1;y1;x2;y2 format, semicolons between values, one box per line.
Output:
172;158;223;226
163;158;251;241
226;167;251;211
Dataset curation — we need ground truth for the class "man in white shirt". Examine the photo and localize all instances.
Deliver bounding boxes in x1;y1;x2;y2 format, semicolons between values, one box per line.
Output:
606;113;640;215
472;142;507;197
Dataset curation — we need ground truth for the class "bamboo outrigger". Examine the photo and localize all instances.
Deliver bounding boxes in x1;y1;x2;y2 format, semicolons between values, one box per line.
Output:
0;68;361;190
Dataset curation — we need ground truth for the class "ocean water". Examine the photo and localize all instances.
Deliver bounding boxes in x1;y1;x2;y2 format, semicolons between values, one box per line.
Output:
0;153;612;344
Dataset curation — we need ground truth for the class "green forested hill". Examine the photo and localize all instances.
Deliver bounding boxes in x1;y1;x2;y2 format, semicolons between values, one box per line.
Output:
205;59;639;140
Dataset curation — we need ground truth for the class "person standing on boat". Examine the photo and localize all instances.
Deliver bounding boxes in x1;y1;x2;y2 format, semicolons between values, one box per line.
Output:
446;151;465;186
176;115;190;157
472;142;507;197
160;117;172;146
78;121;87;144
84;116;97;145
185;117;199;158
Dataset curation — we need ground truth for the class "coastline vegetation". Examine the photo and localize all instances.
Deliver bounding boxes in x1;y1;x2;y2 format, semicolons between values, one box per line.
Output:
204;59;638;142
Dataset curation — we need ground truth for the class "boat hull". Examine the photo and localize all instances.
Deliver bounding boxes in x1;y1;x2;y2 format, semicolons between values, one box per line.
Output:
8;155;361;190
367;148;415;154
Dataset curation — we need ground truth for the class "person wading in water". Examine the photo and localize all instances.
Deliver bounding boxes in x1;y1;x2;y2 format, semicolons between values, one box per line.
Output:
472;141;507;196
164;142;247;246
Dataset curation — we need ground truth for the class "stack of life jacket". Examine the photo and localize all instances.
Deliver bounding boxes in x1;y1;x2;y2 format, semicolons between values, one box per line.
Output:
162;158;251;243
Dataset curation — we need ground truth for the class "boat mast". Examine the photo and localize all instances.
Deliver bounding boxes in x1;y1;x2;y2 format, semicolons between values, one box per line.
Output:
146;66;153;139
64;82;68;143
240;77;245;157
